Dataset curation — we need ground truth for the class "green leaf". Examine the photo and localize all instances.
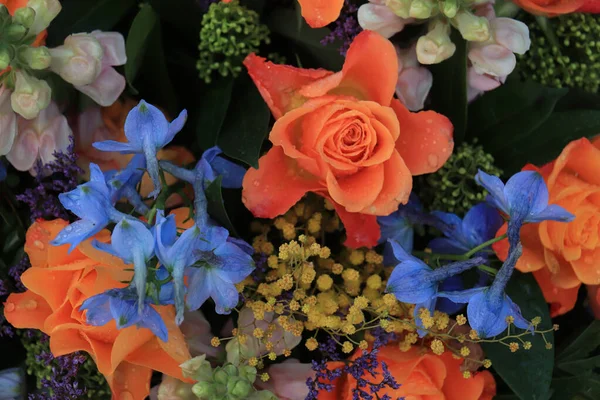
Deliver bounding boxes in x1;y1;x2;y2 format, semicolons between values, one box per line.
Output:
47;0;136;46
482;271;554;400
557;321;600;364
217;71;271;169
196;77;235;150
428;29;468;143
550;376;600;400
205;177;238;236
125;4;159;93
267;8;344;71
467;80;568;150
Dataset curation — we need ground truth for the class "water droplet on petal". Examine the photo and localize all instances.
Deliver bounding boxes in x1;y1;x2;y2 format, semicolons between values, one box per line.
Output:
25;300;38;310
427;154;439;169
5;302;15;312
34;240;45;249
252;180;260;187
120;391;133;400
65;225;73;232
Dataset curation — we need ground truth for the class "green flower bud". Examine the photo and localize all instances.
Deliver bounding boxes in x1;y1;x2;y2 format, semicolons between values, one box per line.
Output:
222;364;238;377
5;23;27;42
238;365;257;384
213;369;229;385
228;377;252;399
0;45;12;70
20;46;51;69
180;355;213;382
385;0;412;18
192;381;215;399
13;7;36;28
452;10;490;42
409;0;434;19
441;0;459;18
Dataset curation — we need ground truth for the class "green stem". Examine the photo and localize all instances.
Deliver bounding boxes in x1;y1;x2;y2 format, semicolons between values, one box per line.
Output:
464;233;507;258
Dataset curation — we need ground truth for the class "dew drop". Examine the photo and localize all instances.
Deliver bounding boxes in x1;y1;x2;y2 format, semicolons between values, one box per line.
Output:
33;240;45;250
65;225;73;232
368;206;377;213
252;180;260;187
25;300;38;310
120;391;133;400
427;154;439;168
5;302;15;312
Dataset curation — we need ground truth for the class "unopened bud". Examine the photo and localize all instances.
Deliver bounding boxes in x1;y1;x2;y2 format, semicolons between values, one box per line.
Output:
213;369;229;385
452;10;490;42
0;45;12;70
10;70;51;119
21;46;51;69
409;0;434;19
49;33;103;86
191;381;215;398
442;0;459;18
27;0;61;35
228;378;252;398
5;23;27;42
13;7;36;28
0;4;8;20
416;19;456;64
385;0;412;19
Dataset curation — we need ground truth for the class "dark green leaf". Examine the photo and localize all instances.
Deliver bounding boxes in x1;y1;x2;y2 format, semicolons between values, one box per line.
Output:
125;4;159;93
550;376;600;400
217;72;271;169
428;29;468;143
557;321;600;364
482;271;554;400
206;177;238;236
47;0;136;46
268;8;344;71
196;77;235;150
557;355;600;376
2;231;21;254
468;79;567;150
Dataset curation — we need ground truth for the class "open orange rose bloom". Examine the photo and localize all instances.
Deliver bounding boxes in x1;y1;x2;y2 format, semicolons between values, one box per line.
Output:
242;31;453;248
3;220;190;400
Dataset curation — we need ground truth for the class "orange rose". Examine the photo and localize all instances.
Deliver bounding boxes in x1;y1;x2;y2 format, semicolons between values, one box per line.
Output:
319;346;496;400
3;219;191;400
493;137;600;316
242;31;453;248
297;0;344;28
512;0;587;15
74;98;195;205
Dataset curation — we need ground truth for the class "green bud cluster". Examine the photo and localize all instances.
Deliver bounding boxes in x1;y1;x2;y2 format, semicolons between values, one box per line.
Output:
21;331;111;399
182;355;276;400
197;0;270;83
519;13;600;93
417;140;503;215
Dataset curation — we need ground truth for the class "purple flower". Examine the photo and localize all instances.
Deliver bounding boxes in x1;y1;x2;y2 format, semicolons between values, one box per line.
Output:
320;0;362;56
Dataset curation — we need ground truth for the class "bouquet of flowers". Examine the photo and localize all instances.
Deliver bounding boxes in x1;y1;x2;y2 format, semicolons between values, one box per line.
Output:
2;0;600;399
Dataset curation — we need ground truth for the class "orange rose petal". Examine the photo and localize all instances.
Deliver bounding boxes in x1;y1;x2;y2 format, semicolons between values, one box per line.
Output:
3;291;52;331
493;223;546;272
49;327;94;358
570;248;600;285
243;53;333;119
547;138;600;187
78;233;130;270
157;307;192;367
105;361;153;400
440;352;487;400
242;146;322;218
512;0;585;16
326;165;384;213
533;268;580;317
110;326;155;373
0;0;29;14
362;151;412;215
480;370;497;400
126;338;188;381
297;0;344;28
586;284;600;319
170;207;196;229
333;201;381;248
391;99;454;176
43;301;79;332
25;220;85;268
20;268;81;310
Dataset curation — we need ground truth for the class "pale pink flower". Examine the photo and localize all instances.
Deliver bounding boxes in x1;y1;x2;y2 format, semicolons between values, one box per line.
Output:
179;310;223;358
395;45;432;111
10;71;51;120
357;1;412;39
6;102;72;173
0;86;17;156
50;31;126;106
255;359;315;400
28;0;62;35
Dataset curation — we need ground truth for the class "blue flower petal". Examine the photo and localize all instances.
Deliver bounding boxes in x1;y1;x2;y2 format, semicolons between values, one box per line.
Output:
462;203;503;246
210;156;246;188
386;260;435;304
124;100;169;149
527;204;574;223
213;243;255;284
163;109;188;147
109;295;140;329
210;273;240;315
428;237;468;255
0;367;24;399
475;170;509;214
437;286;488;303
92;140;139;153
504;171;548;222
91;239;121;259
80;293;113;326
51;219;104;253
186;267;211;311
388;239;419;263
139;304;169;342
227;237;255;256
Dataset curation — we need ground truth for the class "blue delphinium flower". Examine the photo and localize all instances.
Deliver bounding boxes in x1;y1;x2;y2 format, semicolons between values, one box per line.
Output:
93;100;188;199
92;218;155;312
378;194;427;254
154;211;203;325
104;154;148;213
51;163;128;252
429;203;503;256
386;239;485;305
80;279;172;342
185;224;255;314
475;170;574;246
438;244;531;337
0;367;24;400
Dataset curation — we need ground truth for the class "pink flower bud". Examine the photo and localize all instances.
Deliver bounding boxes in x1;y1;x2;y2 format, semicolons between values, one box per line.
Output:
0;86;17;156
467;66;505;102
468;43;516;77
49;33;103;86
357;3;409;39
74;65;126;107
179;311;222;358
10;71;51;120
416;19;456;64
492;18;531;55
396;67;433;111
255;359;315;400
91;30;127;67
6;102;72;173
